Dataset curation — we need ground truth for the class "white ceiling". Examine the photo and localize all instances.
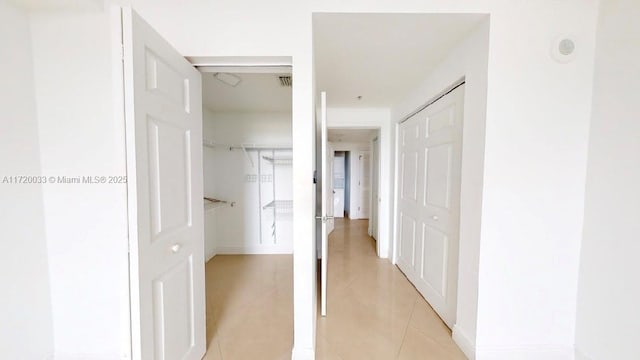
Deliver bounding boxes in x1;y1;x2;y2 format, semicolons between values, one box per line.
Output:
328;129;378;143
8;0;102;11
202;73;292;113
313;13;486;107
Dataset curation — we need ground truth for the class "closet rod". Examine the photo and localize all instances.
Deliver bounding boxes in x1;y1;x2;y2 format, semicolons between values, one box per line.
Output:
203;140;292;151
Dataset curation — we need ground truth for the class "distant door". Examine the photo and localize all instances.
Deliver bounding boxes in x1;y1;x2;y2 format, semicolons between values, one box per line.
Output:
371;137;380;240
333;155;345;218
357;151;371;219
396;85;464;328
123;8;205;360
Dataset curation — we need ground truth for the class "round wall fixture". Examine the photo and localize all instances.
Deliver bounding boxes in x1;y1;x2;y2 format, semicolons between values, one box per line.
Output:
551;36;577;63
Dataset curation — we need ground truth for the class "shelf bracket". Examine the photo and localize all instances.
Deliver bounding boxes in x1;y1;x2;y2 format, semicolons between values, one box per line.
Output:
241;144;254;168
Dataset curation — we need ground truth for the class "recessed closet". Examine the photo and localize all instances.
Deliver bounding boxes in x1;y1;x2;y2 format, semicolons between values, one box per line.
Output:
200;71;294;355
201;72;293;257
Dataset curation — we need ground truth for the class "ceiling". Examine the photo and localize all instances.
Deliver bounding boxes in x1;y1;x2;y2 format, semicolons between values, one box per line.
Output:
328;129;378;143
202;73;292;112
8;0;102;11
313;13;486;107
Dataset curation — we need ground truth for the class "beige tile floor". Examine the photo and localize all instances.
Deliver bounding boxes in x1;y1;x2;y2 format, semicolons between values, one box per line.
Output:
203;218;466;360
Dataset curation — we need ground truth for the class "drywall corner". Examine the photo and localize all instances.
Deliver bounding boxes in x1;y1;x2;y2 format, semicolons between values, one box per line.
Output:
0;1;54;358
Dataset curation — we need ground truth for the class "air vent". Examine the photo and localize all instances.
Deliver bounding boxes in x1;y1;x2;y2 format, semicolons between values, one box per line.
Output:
278;75;292;87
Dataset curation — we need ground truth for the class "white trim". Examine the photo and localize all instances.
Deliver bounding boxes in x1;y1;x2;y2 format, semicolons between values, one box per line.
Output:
291;347;315;360
120;6;142;360
110;5;132;360
575;348;593;360
197;66;292;74
214;245;293;255
452;325;476;360
475;344;574;360
205;251;217;262
391;121;401;265
187;56;292;67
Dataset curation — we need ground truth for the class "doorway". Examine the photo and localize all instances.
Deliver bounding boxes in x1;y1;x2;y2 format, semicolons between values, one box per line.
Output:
328;129;378;225
198;69;294;358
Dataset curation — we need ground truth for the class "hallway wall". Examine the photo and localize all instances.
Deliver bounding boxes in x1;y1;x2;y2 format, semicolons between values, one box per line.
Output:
30;8;130;358
0;1;53;358
391;18;489;356
575;0;640;359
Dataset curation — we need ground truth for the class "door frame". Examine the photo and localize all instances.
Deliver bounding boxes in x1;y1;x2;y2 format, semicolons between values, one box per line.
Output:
371;135;381;241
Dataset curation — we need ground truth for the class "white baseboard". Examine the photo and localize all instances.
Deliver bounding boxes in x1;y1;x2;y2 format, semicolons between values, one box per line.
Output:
452;325;476;360
215;245;293;255
291;346;315;360
475;344;574;360
205;251;217;262
575;348;593;360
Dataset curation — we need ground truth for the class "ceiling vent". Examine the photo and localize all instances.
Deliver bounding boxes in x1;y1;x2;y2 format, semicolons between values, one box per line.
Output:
278;75;292;87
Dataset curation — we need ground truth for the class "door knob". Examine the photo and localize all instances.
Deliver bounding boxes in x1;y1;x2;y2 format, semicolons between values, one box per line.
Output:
170;244;182;253
431;215;439;221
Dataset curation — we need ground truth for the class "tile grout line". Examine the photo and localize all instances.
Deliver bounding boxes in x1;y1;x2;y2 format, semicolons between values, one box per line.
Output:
395;295;419;360
216;339;224;360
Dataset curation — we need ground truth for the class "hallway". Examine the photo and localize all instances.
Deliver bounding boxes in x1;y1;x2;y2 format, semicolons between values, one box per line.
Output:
316;218;466;360
203;218;465;359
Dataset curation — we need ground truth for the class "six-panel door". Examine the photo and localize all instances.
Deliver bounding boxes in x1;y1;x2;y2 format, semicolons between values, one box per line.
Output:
123;8;206;360
397;85;464;328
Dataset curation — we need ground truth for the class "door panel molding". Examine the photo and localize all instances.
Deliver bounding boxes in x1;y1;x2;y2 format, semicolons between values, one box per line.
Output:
396;85;464;328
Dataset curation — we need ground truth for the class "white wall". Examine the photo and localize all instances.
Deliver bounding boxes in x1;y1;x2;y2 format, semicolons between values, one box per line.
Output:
474;3;598;356
0;1;54;358
575;1;640;359
203;109;293;255
30;8;131;359
16;0;602;358
384;2;597;354
391;19;489;357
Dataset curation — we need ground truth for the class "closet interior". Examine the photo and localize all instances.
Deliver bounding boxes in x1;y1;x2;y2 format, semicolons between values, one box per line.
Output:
201;72;293;259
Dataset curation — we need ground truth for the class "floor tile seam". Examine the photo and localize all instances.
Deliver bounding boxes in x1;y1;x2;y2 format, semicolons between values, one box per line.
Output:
395;296;419;359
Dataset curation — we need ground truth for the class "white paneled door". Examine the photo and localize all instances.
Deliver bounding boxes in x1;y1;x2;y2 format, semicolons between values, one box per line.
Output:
327;143;335;234
123;8;205;360
319;92;332;317
397;85;464;328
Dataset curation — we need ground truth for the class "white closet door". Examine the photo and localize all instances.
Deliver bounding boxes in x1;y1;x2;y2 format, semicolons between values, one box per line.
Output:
397;85;464;328
357;151;371;219
123;8;205;360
